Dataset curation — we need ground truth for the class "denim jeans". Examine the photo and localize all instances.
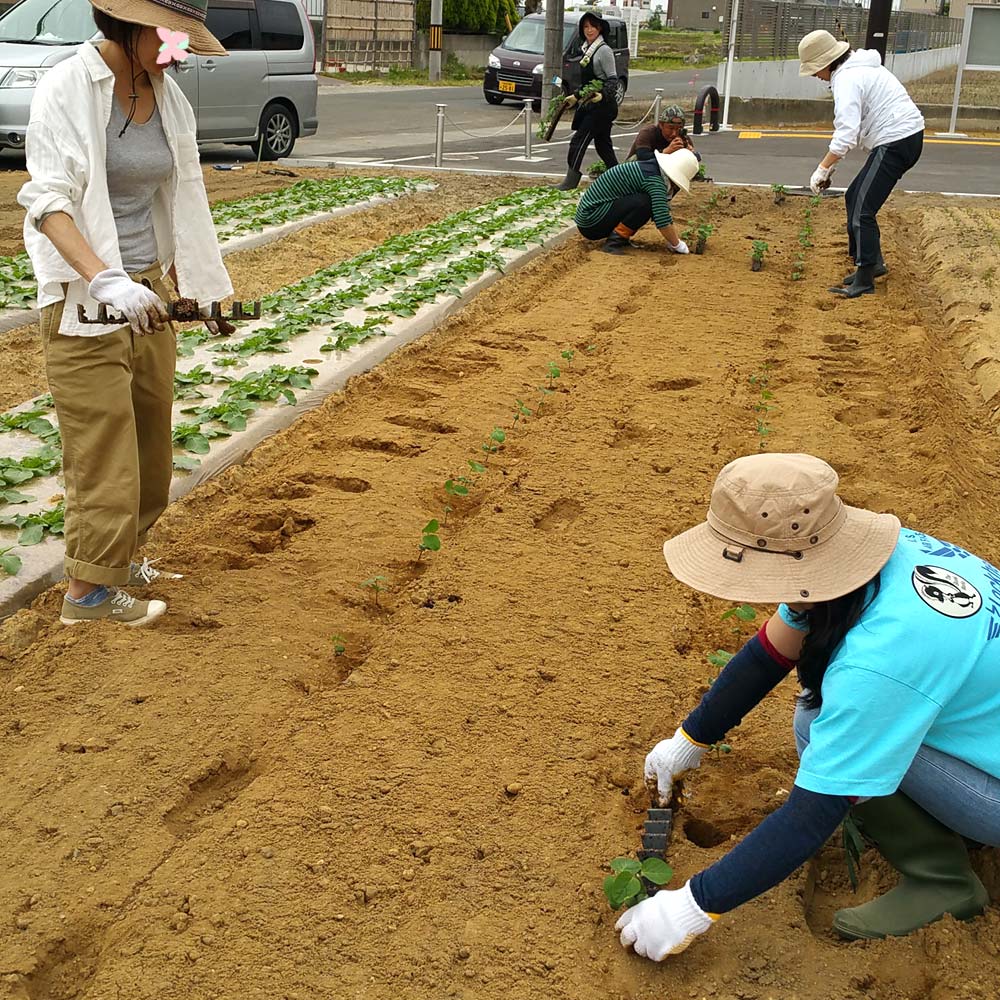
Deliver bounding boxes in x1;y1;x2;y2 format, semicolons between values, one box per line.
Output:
794;700;1000;847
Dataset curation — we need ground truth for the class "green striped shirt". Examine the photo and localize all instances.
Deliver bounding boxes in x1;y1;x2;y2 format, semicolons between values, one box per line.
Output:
575;160;673;230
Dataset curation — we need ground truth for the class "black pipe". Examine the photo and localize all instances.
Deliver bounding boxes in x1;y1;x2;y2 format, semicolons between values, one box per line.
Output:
692;85;720;135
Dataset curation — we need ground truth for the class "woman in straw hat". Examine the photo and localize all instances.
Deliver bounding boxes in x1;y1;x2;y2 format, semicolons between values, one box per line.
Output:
797;29;924;299
17;0;233;626
618;454;998;961
574;148;700;256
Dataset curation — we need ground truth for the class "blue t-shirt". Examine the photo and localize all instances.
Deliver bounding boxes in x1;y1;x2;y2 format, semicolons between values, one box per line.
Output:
789;530;1000;797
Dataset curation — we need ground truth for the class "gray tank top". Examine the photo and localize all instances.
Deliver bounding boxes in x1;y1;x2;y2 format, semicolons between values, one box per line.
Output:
106;100;173;272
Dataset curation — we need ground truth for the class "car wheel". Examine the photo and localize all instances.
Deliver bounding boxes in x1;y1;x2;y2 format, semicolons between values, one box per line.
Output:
485;89;505;105
616;78;627;105
252;104;297;161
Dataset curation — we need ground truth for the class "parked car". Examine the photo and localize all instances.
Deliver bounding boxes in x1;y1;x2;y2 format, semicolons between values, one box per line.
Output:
0;0;317;158
483;11;630;111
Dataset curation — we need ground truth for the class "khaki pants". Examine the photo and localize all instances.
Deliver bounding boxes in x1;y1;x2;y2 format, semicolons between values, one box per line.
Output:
40;266;178;586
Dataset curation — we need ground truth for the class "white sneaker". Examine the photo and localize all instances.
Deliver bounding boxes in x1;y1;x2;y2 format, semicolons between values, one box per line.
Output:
60;587;167;627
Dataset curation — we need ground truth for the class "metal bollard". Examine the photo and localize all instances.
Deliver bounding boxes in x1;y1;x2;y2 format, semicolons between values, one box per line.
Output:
523;99;533;160
653;88;663;125
434;104;446;167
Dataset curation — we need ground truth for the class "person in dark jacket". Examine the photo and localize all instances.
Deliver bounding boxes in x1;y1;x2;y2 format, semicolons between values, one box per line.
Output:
555;12;620;191
575;148;699;255
627;105;697;161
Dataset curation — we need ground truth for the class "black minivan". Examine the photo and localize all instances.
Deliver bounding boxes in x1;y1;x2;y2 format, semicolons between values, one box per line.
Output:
483;12;630;111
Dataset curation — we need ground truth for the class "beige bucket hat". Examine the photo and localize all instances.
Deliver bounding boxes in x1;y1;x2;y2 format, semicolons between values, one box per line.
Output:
654;148;700;194
90;0;227;57
662;454;900;603
798;29;850;77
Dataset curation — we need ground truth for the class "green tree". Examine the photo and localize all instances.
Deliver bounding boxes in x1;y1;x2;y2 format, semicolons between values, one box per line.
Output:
647;10;663;30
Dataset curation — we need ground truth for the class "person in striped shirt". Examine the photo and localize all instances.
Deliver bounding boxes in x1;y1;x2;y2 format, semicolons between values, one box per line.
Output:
574;149;699;255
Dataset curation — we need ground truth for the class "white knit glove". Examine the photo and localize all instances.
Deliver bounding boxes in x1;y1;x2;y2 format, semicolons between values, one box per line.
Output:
616;881;715;961
89;268;168;335
809;164;834;194
668;240;689;255
644;727;706;804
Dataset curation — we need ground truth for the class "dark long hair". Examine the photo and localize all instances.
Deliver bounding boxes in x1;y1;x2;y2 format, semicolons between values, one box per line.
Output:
827;50;851;75
92;9;140;63
797;574;880;709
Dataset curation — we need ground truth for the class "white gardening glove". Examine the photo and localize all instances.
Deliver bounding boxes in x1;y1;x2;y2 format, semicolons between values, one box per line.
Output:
809;164;833;194
644;727;706;804
616;881;715;961
668;240;689;255
89;268;168;335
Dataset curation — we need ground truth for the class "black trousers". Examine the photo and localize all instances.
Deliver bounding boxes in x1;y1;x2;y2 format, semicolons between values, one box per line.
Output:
845;130;923;266
568;116;618;173
577;193;652;241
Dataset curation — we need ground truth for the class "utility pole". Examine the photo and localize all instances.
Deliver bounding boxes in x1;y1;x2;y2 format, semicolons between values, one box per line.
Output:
865;0;891;63
429;0;443;81
542;0;564;118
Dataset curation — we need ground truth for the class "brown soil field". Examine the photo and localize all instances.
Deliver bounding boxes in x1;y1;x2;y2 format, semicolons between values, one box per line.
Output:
0;168;530;412
905;68;1000;109
1;180;1000;1000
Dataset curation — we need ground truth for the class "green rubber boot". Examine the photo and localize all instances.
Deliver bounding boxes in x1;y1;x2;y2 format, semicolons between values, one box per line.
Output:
833;792;989;941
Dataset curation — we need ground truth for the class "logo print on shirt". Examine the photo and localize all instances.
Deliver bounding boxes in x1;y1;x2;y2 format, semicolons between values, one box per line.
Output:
911;565;982;619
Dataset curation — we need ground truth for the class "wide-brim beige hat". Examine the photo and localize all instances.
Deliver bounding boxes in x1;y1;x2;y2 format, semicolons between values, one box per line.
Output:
654;148;699;194
91;0;227;57
798;29;849;77
662;453;900;604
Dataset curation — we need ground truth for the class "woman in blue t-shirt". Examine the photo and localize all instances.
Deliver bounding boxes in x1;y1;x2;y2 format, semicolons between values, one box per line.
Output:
618;452;999;961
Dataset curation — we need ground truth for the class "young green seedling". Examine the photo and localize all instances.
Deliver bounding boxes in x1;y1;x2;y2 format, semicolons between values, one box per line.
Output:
709;742;733;758
332;635;346;656
546;362;561;387
512;399;532;427
602;856;673;911
751;239;769;272
0;545;21;577
361;575;387;607
560;349;575;367
468;460;487;476
419;519;441;559
843;813;866;890
694;222;714;255
706;649;733;677
771;183;786;205
444;478;470;498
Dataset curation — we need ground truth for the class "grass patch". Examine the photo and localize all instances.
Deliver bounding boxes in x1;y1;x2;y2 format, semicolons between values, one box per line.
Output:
633;28;722;71
324;53;480;86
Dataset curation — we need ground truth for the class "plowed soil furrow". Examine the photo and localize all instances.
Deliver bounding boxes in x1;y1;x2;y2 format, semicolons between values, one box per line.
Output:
0;187;999;1000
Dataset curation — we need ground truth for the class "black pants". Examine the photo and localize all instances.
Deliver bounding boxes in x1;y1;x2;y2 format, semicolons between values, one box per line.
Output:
568;117;618;173
845;130;923;266
577;193;652;241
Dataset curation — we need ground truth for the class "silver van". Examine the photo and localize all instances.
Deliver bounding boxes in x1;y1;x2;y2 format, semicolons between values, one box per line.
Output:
0;0;318;159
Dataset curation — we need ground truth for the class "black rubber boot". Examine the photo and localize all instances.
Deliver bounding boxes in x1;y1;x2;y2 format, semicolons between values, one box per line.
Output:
830;264;876;298
843;258;888;285
554;168;582;192
601;233;630;255
833;792;989;941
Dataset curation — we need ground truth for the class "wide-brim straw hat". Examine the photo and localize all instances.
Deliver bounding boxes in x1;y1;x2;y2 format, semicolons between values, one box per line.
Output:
654;148;699;194
662;453;900;604
798;29;849;77
90;0;226;56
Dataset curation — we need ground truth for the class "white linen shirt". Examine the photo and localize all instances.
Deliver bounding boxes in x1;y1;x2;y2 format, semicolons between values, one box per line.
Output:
828;49;925;159
17;42;233;336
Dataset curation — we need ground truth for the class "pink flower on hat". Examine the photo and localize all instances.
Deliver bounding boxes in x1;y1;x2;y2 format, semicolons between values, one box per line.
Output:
156;28;191;65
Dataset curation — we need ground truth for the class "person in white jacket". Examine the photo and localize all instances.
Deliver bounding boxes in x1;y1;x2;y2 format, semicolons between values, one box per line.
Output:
17;0;233;626
798;31;925;300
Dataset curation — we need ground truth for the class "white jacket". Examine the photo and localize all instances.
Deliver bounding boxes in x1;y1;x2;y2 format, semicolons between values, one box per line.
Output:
829;50;924;158
18;42;233;336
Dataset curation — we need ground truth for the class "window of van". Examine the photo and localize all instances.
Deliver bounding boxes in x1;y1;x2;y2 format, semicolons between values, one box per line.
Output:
0;0;94;45
614;25;628;49
206;5;254;50
257;0;303;50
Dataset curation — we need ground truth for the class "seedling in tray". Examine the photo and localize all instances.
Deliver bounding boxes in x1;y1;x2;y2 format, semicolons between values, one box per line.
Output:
694;223;714;255
751;239;769;272
603;856;673;911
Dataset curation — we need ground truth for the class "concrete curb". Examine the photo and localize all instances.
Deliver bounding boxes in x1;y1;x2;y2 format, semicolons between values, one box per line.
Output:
0;187;433;338
0;220;577;620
